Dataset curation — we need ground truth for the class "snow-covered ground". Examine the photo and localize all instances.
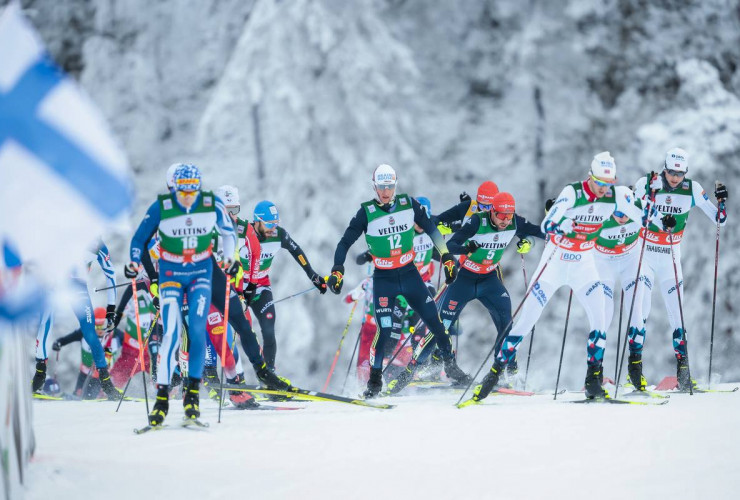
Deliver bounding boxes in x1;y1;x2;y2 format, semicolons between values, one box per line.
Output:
27;384;740;500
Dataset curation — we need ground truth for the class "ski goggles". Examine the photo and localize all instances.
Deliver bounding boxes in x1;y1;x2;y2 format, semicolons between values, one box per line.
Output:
477;202;493;211
590;174;616;187
665;169;686;178
613;210;626;218
176;190;199;199
493;211;514;221
375;183;396;191
256;218;279;229
226;205;240;216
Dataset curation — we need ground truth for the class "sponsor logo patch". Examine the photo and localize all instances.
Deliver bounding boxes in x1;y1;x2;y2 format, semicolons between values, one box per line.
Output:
163;199;173;210
207;312;221;325
204;196;213;207
380;316;392;328
379;297;389;307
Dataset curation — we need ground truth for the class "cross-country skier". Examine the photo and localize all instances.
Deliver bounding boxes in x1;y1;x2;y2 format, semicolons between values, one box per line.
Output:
468;152;645;402
438;191;544;377
249;199;327;370
633;148;728;391
327;164;468;398
127;163;238;426
434;181;500;231
32;239;120;400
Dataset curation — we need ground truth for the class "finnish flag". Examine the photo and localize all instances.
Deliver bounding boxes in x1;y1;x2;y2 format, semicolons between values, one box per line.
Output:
0;3;133;288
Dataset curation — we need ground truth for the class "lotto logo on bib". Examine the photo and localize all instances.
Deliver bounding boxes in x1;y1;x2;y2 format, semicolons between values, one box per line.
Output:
207;312;221;325
399;253;414;265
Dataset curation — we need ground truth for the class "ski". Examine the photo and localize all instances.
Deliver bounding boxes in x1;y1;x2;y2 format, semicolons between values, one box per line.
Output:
623;390;670;400
33;393;145;402
220;384;395;410
493;388;534;396
181;418;210;429
456;398;483;409
662;387;738;394
569;397;668;406
133;424;169;434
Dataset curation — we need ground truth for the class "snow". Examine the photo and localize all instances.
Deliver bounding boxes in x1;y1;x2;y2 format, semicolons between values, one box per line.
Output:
26;385;740;500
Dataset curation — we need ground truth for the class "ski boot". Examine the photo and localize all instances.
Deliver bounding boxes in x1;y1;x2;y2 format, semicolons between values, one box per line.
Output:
363;368;383;399
97;367;121;400
149;385;169;427
627;353;647;391
254;361;293;391
584;364;607;399
31;359;47;392
676;356;696;392
471;363;503;402
443;356;472;386
203;366;222;402
183;377;201;420
387;361;417;395
227;374;260;409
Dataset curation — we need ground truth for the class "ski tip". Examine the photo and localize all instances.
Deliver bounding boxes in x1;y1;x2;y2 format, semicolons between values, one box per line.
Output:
456;399;479;409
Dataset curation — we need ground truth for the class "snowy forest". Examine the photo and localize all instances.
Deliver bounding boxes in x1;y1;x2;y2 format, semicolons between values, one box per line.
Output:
15;0;739;390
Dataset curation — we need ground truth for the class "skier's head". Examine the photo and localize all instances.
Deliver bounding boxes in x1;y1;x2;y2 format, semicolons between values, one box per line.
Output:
166;163;180;193
94;307;107;336
173;164;202;208
372;164;397;206
663;147;688;188
491;192;515;229
476;181;499;211
215;185;240;222
254;200;279;236
588;151;616;198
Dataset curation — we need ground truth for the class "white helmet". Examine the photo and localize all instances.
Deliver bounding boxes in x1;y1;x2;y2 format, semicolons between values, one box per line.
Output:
664;147;688;173
215;185;240;206
166;163;181;190
372;164;397;203
589;151;617;184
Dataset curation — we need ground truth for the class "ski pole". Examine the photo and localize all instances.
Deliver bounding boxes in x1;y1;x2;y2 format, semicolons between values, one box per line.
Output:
131;277;150;415
521;254;537;389
218;270;232;424
553;290;573;400
613;291;624;383
708;189;723;388
455;239;563;406
95;280;145;292
269;286;317;307
116;310;160;412
668;228;692;395
341;318;365;393
615;174;656;398
322;300;359;392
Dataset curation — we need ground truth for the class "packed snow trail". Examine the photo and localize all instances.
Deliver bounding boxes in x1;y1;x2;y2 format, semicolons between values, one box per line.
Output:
26;385;740;500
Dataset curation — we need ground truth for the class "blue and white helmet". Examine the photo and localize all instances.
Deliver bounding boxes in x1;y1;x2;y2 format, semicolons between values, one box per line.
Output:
416;196;432;216
254;200;279;227
173;164;202;192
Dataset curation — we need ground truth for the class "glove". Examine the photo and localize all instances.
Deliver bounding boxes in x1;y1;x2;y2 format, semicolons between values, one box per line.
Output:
355;251;372;265
558;219;575;234
52;341;61;352
441;253;457;284
124;262;140;279
112;311;122;329
224;258;241;277
649;172;663;193
327;265;344;295
544;198;555;213
437;222;452;236
715;182;728;202
242;282;257;306
149;278;159;310
397;295;408;310
105;304;116;332
459;191;471;203
465;240;481;254
516;238;533;254
662;214;677;230
311;273;327;294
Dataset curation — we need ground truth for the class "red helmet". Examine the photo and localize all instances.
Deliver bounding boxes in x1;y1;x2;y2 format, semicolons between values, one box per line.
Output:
476;181;499;205
492;192;516;214
94;307;107;329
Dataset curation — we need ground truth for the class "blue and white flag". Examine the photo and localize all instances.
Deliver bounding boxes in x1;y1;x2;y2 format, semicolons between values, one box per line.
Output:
0;2;133;288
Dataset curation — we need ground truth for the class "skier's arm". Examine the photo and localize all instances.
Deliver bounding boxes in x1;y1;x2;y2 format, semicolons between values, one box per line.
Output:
434;201;469;226
280;228;318;279
130;201;161;265
333;207;368;267
114;284;133;327
214;197;236;260
692;180;727;226
244;224;261;283
541;185;576;233
96;240;117;305
57;329;83;347
413;198;450;255
514;214;545;240
447;215;480;254
614;186;645;223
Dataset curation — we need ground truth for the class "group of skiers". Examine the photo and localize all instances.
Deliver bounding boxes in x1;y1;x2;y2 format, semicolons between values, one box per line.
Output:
31;146;728;426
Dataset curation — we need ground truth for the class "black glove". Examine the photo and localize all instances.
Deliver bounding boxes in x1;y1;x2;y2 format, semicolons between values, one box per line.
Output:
465;240;481;254
124;262;140;279
441;253;457;284
662;214;677;230
311;273;327;294
52;341;62;352
545;198;555;213
459;191;471;203
243;282;257;306
105;304;116;332
112;311;122;329
715;183;728;202
327;265;344;295
224;258;241;277
355;251;372;265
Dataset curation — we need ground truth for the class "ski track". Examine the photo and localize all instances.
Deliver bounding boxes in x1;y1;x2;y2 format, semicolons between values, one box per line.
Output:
26;385;740;500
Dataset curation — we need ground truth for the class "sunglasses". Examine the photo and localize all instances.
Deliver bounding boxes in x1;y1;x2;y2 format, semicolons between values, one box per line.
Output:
478;202;493;211
376;184;396;191
227;206;240;216
493;212;514;221
665;169;686;178
590;175;615;188
613;210;626;218
176;190;198;198
258;219;278;229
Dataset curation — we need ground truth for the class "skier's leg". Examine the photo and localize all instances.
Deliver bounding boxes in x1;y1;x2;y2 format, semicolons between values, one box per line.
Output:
35;306;53;361
70;278;107;369
184;267;213;381
157;273;185;386
252;287;277;369
415;273;471;363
